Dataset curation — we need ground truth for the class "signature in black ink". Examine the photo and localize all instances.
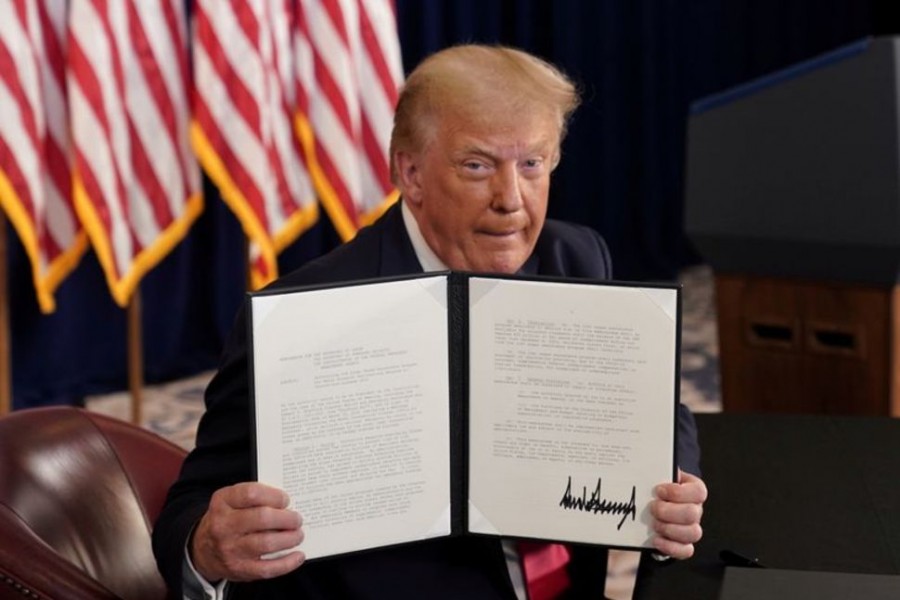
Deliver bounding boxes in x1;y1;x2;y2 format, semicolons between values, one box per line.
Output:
558;476;637;530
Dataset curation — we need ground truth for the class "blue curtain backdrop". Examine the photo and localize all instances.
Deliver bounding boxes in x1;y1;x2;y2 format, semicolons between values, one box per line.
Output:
6;0;892;408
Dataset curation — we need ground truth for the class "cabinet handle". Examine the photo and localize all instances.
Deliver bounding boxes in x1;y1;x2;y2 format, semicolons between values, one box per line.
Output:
807;324;862;357
746;321;795;348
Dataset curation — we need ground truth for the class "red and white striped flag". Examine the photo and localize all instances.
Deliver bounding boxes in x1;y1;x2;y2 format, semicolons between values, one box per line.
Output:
67;0;201;307
192;0;318;289
297;0;403;241
0;0;86;313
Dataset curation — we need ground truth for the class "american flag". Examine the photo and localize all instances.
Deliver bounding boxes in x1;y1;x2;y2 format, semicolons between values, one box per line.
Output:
0;0;86;313
299;0;403;241
192;0;319;290
193;0;403;288
67;0;201;307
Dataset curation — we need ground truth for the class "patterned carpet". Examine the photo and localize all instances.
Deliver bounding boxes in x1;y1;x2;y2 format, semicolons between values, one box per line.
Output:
677;265;722;414
85;264;722;599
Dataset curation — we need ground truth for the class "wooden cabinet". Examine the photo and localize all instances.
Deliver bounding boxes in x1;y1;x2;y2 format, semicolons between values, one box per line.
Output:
715;274;900;416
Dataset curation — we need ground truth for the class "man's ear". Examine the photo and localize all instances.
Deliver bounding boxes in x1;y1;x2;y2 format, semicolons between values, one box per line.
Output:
394;151;423;205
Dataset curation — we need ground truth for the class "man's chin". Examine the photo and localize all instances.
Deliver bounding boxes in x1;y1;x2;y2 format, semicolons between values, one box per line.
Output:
472;253;528;275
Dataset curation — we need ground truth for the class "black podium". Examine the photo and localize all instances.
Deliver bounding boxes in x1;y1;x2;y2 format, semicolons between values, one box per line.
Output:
684;37;900;416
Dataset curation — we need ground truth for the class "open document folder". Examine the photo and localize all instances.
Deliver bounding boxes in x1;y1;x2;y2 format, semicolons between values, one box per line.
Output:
248;272;680;560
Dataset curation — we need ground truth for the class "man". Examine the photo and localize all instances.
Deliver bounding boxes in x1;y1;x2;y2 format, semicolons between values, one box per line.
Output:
153;44;706;600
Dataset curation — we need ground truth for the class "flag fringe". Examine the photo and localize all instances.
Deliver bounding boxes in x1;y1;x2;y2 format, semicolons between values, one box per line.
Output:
0;167;88;313
72;170;203;308
294;111;398;243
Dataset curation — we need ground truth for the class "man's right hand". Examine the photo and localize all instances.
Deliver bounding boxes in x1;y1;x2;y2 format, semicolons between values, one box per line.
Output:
190;482;305;583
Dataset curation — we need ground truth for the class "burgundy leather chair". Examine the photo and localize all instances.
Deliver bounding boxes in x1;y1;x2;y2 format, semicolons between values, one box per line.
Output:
0;407;186;599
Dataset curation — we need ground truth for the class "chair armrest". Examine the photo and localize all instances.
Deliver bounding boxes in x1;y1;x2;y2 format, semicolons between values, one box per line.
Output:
0;507;120;600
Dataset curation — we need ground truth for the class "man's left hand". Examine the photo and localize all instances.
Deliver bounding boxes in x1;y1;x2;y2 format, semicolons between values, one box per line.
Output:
650;469;707;559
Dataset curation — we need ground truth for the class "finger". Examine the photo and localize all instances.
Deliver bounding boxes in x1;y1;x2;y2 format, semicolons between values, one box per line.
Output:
650;499;703;526
651;535;695;560
220;482;291;510
678;470;707;490
224;549;307;582
655;473;708;504
253;550;307;580
238;527;305;559
654;520;703;545
242;505;303;533
655;480;707;504
208;505;302;540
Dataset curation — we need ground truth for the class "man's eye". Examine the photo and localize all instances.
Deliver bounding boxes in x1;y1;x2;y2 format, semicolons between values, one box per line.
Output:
522;159;543;169
463;161;485;170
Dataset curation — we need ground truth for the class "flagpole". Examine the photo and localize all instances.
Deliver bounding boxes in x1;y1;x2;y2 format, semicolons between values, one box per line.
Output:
127;290;143;425
0;211;11;415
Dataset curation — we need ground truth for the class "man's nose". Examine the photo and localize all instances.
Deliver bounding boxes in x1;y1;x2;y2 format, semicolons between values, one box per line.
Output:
491;163;524;212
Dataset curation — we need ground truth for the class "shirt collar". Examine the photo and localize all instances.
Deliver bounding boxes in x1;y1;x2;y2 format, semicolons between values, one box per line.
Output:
401;201;448;272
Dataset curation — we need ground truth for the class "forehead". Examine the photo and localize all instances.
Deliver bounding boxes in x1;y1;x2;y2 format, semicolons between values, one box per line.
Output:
435;108;561;156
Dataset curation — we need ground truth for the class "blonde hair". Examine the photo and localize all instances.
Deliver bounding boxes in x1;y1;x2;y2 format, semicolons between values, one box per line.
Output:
389;44;580;183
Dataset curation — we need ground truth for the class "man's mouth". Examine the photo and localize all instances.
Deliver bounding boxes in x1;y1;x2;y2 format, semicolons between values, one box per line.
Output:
478;227;520;238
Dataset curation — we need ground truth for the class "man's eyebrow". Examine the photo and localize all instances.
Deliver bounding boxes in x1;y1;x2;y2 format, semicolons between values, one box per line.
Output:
454;140;555;160
526;138;557;154
455;145;496;159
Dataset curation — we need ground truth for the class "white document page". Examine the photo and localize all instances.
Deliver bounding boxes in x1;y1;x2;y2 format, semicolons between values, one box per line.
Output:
251;276;451;559
467;278;677;548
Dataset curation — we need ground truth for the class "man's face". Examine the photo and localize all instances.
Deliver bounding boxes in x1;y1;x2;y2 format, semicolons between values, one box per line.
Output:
396;110;559;274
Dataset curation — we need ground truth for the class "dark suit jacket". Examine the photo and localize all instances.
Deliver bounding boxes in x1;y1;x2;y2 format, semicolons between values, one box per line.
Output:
153;203;701;599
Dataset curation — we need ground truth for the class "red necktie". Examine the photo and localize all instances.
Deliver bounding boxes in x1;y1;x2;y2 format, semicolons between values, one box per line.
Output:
518;541;571;600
